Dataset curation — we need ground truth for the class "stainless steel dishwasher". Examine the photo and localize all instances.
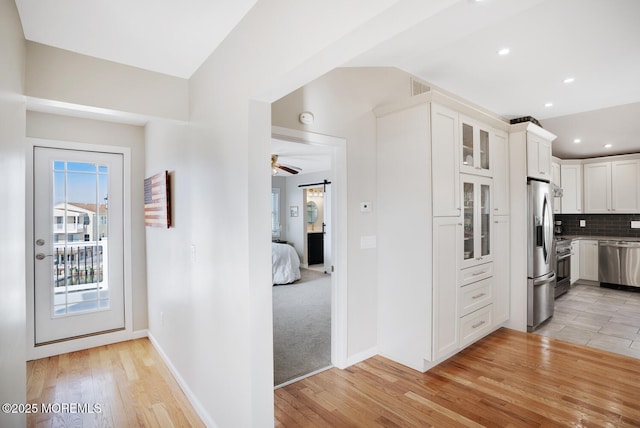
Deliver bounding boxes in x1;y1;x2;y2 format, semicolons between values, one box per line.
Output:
599;240;640;288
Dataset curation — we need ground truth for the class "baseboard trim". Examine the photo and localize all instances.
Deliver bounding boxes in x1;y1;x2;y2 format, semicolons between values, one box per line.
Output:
345;346;378;368
147;332;217;428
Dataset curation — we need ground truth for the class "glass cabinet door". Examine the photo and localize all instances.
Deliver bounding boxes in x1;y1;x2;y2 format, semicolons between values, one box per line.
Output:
461;175;493;267
480;183;490;258
463;181;474;262
460;116;492;177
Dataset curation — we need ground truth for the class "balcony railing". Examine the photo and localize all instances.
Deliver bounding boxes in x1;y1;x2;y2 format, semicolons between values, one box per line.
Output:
53;242;105;287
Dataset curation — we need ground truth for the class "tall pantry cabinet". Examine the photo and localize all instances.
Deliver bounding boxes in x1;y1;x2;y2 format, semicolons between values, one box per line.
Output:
376;91;510;371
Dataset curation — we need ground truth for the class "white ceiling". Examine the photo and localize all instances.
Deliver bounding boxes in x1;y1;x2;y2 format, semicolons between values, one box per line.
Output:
14;0;640;159
14;0;257;79
271;139;332;176
348;0;640;159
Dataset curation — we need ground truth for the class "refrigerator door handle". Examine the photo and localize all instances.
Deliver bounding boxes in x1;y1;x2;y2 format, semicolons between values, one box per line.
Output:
534;271;556;285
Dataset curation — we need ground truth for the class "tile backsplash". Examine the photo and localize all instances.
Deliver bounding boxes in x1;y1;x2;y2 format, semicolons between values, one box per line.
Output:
556;214;640;238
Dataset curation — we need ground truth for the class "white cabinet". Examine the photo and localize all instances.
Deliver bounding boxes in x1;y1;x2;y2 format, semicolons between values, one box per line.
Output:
579;240;599;281
551;160;561;213
527;132;552;181
432;103;460;217
492;216;509;325
491;129;509;215
461;174;493;268
560;163;582;214
432;217;460;360
570;240;580;284
584;159;640;213
460;115;492;177
583;162;610;213
612;159;640;212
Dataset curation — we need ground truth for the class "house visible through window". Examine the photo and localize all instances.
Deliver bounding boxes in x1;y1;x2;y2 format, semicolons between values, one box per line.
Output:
272;188;280;239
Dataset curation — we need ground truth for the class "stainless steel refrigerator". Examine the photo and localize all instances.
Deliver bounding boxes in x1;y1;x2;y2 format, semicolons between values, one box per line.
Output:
527;179;556;331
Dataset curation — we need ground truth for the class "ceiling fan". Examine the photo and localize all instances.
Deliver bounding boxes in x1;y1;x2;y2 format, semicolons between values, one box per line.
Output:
271;154;301;175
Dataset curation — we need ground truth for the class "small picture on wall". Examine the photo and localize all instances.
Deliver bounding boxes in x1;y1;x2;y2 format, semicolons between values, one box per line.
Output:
290;206;298;217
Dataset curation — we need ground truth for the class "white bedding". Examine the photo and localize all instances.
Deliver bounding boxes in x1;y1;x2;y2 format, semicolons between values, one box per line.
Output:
272;242;301;285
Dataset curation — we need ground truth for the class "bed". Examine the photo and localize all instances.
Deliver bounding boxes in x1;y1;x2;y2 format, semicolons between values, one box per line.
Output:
272;242;301;285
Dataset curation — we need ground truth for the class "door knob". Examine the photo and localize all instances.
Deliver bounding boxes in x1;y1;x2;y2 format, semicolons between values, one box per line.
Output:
35;253;52;260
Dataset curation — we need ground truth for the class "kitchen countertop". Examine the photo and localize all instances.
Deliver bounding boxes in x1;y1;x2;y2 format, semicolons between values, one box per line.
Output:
556;235;640;242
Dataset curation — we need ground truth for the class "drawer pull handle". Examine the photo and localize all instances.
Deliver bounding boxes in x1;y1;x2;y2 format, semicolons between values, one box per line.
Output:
472;320;486;329
472;271;487;276
472;293;486;300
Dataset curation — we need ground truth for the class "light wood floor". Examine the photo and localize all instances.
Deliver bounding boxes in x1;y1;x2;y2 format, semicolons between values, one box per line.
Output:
26;338;204;428
275;328;640;427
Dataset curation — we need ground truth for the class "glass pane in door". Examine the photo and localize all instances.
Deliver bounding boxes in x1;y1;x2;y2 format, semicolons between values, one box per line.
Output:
480;129;489;170
51;160;110;316
481;183;490;257
463;182;474;260
462;123;473;166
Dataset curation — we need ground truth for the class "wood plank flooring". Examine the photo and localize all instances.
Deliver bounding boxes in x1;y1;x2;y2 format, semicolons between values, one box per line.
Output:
275;328;640;427
26;338;204;428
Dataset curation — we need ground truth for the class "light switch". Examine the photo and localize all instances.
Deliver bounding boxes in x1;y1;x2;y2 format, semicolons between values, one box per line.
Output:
360;235;377;249
579;220;586;227
632;221;640;229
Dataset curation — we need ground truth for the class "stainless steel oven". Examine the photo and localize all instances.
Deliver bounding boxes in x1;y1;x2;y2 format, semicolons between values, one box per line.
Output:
555;239;572;297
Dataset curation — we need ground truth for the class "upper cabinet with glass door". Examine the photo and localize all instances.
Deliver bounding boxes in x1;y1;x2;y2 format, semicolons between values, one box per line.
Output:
460;115;492;177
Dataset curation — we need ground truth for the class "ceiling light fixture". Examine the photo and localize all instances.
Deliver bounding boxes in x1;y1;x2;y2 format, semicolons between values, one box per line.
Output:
563;77;575;84
604;144;613;148
573;138;581;144
544;102;553;108
497;48;510;56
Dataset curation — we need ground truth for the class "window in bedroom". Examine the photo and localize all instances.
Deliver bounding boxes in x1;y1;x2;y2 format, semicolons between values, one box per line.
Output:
272;188;281;239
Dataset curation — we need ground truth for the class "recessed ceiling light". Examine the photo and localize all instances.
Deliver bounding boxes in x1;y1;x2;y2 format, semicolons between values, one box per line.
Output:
604;143;613;148
573;138;581;144
563;77;575;84
544;102;553;108
497;48;510;56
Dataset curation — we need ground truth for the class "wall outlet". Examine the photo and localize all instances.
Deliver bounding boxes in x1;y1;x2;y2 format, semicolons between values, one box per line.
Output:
580;220;586;227
632;221;640;229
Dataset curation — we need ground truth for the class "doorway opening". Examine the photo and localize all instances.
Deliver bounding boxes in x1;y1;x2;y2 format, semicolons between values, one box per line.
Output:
270;126;347;387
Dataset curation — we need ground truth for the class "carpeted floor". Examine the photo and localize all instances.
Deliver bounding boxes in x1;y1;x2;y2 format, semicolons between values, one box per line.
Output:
273;268;331;386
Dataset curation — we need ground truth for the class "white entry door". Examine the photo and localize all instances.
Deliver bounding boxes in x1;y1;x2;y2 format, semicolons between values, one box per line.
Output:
33;147;125;345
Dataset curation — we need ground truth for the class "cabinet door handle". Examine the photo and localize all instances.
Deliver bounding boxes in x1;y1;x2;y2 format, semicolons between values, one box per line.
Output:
540;171;546;175
472;293;486;299
472;320;486;329
472;270;487;276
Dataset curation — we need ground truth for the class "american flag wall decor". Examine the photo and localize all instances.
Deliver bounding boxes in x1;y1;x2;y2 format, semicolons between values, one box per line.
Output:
144;171;171;228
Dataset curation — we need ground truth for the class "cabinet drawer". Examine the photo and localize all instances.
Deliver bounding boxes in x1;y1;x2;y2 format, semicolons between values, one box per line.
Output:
459;304;493;347
459;277;493;317
459;262;493;286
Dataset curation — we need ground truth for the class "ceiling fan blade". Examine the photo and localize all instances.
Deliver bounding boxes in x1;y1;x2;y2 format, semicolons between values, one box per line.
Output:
277;164;299;175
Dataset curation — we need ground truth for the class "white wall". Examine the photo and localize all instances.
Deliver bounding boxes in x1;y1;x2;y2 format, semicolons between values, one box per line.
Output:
25;42;189;121
272;67;413;359
0;0;27;426
25;111;148;332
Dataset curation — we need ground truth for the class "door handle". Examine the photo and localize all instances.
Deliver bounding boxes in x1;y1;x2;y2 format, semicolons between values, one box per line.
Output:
35;253;53;260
